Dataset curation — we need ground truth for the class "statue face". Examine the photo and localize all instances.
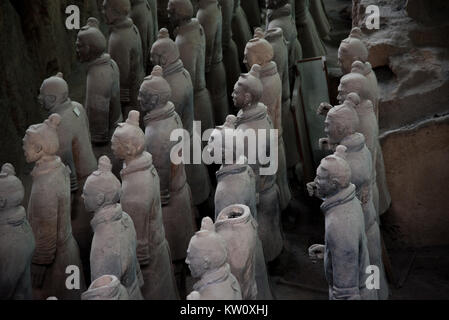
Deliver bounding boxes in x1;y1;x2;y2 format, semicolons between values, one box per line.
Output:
76;37;90;63
111;134;128;160
82;183;103;213
314;166;338;199
337;82;349;104
185;243;207;278
243;48;257;71
232;83;250;109
38;86;57;111
22;134;42;163
324;117;343;145
138;90;160;113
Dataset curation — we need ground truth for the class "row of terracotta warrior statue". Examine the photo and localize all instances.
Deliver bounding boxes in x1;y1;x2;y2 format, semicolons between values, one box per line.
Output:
0;0;392;300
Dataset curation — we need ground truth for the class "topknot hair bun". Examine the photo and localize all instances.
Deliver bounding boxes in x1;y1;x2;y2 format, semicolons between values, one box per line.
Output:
334;145;348;160
1;163;15;177
158;28;170;39
151;65;163;77
126;110;140;127
86;17;100;29
46;113;62;129
98;155;112;173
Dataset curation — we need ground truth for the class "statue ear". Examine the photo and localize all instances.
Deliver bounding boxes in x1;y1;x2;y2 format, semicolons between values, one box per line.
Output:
96;193;105;206
0;198;6;209
34;142;43;155
244;92;252;105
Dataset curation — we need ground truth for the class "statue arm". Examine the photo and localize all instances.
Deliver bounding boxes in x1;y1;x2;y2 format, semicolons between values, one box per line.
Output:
327;228;362;300
85;71;111;140
30;193;58;265
109;38;130;86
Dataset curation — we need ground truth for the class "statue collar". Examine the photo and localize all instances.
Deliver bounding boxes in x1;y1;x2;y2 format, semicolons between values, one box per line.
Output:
87;53;111;70
0;206;26;227
91;204;123;229
236;103;268;126
81;276;127;300
267;4;292;22
121;152;153;177
163;59;184;77
260;61;278;78
340;133;365;153
215;205;251;228
143;102;176;124
321;183;356;213
216;163;250;180
110;17;133;30
193;264;231;292
31;156;64;178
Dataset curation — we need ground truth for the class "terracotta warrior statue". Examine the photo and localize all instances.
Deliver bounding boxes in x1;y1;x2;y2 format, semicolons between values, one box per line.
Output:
338;62;391;215
23;114;85;300
141;66;196;263
218;0;242;105
321;95;389;299
38;73;96;288
130;0;156;72
168;0;215;133
151;28;212;207
82;275;129;300
232;0;252;71
103;0;145;118
0;163;35;300
186;217;242;300
263;27;301;170
244;36;292;211
197;0;230;125
215;205;258;300
233;64;283;263
83;156;143;300
206;116;273;300
294;0;327;59
266;0;303;87
307;146;377;300
76;18;122;175
112;110;179;300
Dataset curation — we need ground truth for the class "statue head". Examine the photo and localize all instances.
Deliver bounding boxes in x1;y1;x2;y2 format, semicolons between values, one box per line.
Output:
76;18;106;63
38;73;69;111
266;0;289;10
151;28;180;68
0;164;24;211
23;113;61;163
111;110;145;162
206;115;237;162
325;93;360;145
186;217;228;278
338;63;371;103
139;65;172;113
244;37;274;69
232;64;263;109
314;145;351;199
82;156;121;213
167;0;193;27
338;27;368;75
102;0;131;25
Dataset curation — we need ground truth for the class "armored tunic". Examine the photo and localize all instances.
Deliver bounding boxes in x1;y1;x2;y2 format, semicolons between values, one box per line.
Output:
259;61;292;210
340;133;389;300
198;0;230;125
28;157;85;300
144;102;196;261
236;103;284;262
90;204;143;300
120;152;179;300
175;18;215;132
108;17;145;118
163;59;211;206
0;206;35;299
85;53;122;144
321;184;377;300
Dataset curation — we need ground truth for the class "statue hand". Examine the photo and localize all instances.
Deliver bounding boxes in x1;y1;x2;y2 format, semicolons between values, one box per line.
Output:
317;102;332;116
31;263;47;288
308;244;325;260
306;182;317;197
